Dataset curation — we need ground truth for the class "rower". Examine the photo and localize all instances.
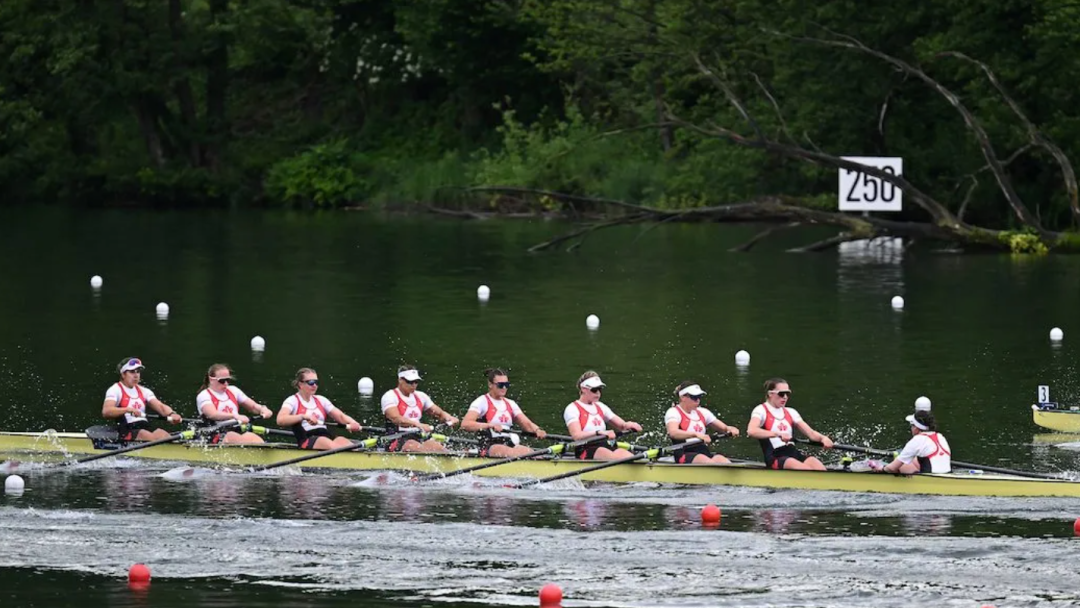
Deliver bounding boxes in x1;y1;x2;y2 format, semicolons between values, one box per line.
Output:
746;377;832;470
101;357;182;441
460;368;547;457
275;367;363;450
562;371;643;461
380;365;459;453
875;410;952;474
664;381;739;464
195;363;273;444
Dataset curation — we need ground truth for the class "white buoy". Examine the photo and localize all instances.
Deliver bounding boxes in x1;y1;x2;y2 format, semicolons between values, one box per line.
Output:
735;350;751;366
915;396;932;411
155;302;170;315
5;475;24;495
250;336;266;352
586;314;600;330
891;296;905;310
477;285;491;301
357;377;374;395
1050;327;1064;342
90;275;103;289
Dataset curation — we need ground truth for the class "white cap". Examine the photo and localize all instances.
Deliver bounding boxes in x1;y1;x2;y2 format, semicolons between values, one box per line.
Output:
580;376;606;390
119;358;145;373
905;414;929;431
398;369;422;382
678;384;707;397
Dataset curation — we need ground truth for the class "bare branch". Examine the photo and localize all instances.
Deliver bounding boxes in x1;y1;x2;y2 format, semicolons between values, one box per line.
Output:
527;215;648;253
787;232;865;252
750;71;793;142
729;221;801;252
665;110;961;226
692;54;765;141
940;51;1080;225
773;28;1045;234
957;175;977;221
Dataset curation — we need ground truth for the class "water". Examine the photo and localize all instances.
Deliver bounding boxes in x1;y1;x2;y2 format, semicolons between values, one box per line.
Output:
1;206;1079;607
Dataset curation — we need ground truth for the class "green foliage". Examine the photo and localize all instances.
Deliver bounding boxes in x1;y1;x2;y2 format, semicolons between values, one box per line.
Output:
265;140;370;207
1000;229;1050;255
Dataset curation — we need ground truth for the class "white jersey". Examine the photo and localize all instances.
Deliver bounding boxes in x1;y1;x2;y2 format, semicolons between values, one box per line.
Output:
563;401;615;434
105;383;158;424
381;389;435;431
664;405;717;435
897;432;952;473
281;394;337;431
750;403;803;449
196;386;250;418
468;394;522;427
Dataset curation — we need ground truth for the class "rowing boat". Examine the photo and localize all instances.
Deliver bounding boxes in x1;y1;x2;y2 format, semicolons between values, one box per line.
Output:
1031;404;1080;432
1;430;1078;498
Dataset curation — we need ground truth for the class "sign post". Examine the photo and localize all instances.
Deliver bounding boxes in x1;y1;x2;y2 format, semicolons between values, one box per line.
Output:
838;156;904;213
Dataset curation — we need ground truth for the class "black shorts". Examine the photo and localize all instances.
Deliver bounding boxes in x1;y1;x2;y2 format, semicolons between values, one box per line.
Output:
119;420;150;442
765;443;808;470
478;434;517;457
673;441;713;464
296;427;334;450
575;441;615;460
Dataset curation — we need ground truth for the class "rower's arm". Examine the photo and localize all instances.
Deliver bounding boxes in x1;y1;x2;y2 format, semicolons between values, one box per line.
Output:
426;403;458;426
240;397;271;418
513;412;542;435
460;410;486;432
795;421;832;448
666;420;705;441
148;398;181;423
102;398;127;419
566;421;594;442
608;415;643;433
746;415;774;440
707;419;738;437
276;404;305;427
200;402;237;422
328;408;360;429
385;407;425;429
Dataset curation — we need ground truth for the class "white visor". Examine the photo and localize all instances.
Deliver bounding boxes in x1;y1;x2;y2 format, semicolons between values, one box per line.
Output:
398;369;422;382
678;384;707;397
905;414;929;431
580;376;606;390
119;358;145;373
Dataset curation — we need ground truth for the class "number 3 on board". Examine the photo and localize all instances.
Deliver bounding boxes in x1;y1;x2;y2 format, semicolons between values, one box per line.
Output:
837;156;903;212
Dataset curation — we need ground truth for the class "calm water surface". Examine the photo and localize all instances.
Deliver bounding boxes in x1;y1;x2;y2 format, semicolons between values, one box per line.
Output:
1;207;1079;607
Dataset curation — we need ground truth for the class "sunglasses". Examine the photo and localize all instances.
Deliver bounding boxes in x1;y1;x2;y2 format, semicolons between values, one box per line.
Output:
495;381;511;389
302;379;319;386
687;394;702;401
588;387;603;394
404;379;420;386
128;359;142;366
770;390;792;398
213;377;233;384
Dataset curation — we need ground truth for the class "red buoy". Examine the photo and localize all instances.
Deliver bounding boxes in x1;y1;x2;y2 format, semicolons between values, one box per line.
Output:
701;503;721;525
539;583;563;606
128;563;151;584
1073;517;1080;535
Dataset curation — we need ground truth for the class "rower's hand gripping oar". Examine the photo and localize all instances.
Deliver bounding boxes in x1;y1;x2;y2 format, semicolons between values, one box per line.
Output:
413;434;610;482
509;438;703;489
67;420;242;466
249;429;422;473
796;438;1066;480
507;428;638;444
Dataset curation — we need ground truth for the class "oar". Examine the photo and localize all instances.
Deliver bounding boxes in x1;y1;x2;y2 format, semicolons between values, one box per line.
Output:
414;435;610;482
146;414;296;439
509;428;637;443
510;439;703;489
249;429;421;473
67;420;241;466
797;439;1066;480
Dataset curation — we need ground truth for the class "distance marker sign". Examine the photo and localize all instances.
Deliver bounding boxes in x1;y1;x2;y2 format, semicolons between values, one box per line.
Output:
838;156;903;212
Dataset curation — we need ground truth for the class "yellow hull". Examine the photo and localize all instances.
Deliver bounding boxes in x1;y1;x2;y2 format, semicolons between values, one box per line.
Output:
1032;407;1080;432
1;430;1078;498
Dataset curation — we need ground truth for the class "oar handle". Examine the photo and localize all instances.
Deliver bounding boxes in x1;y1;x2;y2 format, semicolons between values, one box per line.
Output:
514;438;702;488
510;428;636;443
